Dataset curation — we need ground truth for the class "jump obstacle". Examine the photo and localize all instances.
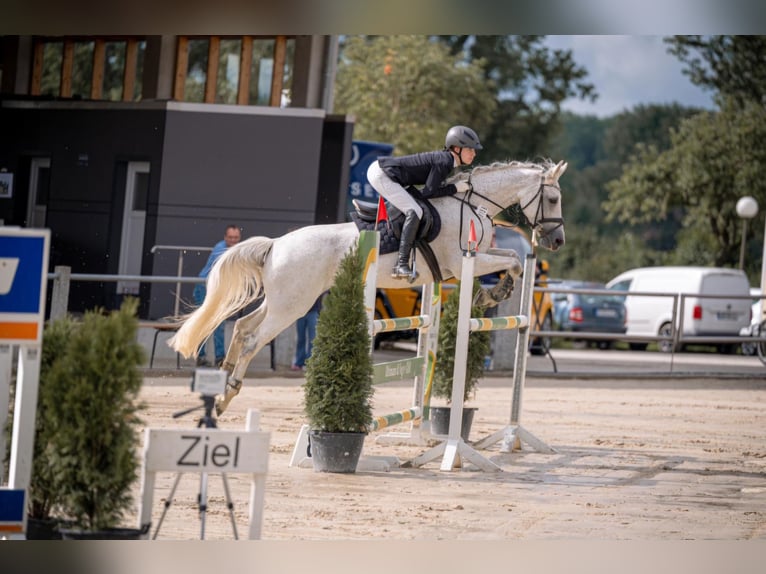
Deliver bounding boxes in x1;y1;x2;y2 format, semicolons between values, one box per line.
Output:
408;229;555;472
289;230;441;470
290;227;554;472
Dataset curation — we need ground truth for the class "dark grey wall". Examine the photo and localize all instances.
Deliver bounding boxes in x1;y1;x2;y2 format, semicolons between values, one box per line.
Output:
0;100;167;314
146;104;339;319
1;100;354;320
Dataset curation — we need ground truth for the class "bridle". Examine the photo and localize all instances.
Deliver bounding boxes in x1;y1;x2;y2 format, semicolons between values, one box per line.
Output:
518;178;565;233
454;175;564;249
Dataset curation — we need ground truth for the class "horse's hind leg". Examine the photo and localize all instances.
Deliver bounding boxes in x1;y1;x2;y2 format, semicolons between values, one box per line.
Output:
216;304;267;415
221;303;267;374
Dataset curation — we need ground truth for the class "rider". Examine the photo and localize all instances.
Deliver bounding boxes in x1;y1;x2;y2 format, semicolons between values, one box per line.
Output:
366;125;483;279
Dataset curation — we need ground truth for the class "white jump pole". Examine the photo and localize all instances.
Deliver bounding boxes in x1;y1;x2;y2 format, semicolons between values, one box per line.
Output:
473;252;555;454
410;222;502;472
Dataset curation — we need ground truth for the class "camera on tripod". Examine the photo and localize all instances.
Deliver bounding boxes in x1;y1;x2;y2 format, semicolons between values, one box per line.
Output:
159;368;240;540
173;368;229;428
191;368;228;397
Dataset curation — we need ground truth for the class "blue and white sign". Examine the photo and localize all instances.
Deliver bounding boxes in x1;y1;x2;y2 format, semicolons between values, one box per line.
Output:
346;140;394;217
0;228;50;345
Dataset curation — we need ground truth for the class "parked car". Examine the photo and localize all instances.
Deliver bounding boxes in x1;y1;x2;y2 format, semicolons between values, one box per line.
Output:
490;225;554;355
739;288;762;356
551;280;627;349
606;266;751;354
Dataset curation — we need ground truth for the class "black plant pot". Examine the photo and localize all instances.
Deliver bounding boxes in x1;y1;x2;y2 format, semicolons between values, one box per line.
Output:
25;517;65;540
308;430;366;473
429;406;477;442
60;523;149;540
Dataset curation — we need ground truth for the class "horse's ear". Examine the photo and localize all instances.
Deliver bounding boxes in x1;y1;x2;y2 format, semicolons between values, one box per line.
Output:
553;161;568;180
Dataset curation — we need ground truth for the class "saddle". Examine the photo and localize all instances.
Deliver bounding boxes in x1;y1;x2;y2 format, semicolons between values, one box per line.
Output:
350;188;444;282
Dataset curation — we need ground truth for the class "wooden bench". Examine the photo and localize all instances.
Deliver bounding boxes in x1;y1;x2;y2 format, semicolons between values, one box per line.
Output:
139;322;181;369
139;321;276;371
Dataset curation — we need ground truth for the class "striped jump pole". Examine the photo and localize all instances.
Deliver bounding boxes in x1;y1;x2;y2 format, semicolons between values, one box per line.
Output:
358;229;441;446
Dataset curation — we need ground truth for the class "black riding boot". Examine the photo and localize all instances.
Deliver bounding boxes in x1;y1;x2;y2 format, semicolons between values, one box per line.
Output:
392;210;420;279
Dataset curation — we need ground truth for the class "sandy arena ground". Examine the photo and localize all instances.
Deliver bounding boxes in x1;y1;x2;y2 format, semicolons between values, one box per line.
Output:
123;371;766;541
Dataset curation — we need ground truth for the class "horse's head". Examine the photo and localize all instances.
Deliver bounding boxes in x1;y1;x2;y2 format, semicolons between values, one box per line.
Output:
519;160;567;251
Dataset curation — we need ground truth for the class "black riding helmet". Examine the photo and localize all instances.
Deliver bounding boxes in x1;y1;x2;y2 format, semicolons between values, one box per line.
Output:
445;125;483;150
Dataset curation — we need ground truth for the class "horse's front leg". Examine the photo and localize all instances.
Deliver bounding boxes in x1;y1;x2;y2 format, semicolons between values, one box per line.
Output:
471;249;523;308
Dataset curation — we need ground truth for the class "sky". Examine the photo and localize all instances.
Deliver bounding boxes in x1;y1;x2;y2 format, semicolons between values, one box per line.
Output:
544;35;717;118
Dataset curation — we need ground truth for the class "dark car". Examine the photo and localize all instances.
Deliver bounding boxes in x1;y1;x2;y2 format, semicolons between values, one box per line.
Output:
552;280;627;349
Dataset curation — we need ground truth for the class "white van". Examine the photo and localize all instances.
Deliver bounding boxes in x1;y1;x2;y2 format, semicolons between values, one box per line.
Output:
606;266;751;353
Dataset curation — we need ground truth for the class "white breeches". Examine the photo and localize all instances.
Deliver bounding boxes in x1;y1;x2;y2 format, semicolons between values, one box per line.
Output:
367;161;424;219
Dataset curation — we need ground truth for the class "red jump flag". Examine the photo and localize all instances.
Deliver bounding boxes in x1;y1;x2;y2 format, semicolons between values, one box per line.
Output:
468;219;477;251
376;196;389;227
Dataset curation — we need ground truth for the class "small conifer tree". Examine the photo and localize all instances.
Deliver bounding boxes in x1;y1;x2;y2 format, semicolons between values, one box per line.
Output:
43;299;145;531
433;278;491;403
28;315;77;520
303;244;374;433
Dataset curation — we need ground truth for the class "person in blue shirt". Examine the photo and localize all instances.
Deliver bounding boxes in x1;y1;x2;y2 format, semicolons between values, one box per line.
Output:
366;125;483;279
291;293;324;371
193;224;241;367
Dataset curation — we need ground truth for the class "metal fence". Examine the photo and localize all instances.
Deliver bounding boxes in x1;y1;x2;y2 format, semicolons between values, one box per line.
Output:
532;284;766;351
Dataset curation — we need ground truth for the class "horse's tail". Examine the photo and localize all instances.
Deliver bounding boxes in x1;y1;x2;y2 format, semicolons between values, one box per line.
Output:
168;236;274;358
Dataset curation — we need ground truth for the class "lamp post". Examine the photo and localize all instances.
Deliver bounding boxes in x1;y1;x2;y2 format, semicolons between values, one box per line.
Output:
736;196;758;270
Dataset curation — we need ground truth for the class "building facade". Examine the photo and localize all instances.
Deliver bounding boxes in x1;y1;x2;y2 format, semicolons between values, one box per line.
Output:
0;35;353;319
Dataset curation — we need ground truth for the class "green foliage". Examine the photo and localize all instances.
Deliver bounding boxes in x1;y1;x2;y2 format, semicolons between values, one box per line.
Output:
28;316;78;519
41;299;145;531
334;36;497;155
666;36;766;108
433;279;491;403
303;244;374;433
603;98;766;272
439;35;596;162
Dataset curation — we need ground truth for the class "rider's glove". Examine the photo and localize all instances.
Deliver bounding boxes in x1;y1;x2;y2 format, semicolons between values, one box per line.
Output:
454;181;471;194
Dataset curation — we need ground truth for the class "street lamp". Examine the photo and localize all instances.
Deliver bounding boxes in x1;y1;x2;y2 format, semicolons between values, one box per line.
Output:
736;196;759;270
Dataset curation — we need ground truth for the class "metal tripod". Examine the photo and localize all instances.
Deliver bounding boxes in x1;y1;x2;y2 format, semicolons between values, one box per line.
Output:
152;395;239;540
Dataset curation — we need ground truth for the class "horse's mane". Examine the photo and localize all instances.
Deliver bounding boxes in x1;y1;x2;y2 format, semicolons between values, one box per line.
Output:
449;158;556;183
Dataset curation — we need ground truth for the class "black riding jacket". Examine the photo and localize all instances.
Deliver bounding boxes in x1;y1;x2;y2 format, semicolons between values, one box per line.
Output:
378;150;457;199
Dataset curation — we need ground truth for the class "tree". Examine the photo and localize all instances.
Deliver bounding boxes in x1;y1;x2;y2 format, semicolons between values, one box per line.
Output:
439;36;597;162
303;243;374;434
666;36;766;107
603;98;766;272
333;36;497;155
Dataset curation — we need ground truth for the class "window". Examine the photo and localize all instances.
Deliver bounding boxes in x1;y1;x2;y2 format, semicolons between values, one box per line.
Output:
174;35;295;106
32;37;146;101
31;36;291;107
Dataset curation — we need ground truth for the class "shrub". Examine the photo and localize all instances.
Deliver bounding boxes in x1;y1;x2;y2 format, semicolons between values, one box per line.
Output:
433;278;491;403
303;244;374;433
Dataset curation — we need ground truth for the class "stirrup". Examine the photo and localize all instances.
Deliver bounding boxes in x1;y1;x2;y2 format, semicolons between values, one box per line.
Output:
391;265;412;279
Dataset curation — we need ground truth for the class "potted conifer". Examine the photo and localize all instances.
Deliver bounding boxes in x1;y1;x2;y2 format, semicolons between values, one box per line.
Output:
431;278;491;441
41;299;147;539
302;243;374;473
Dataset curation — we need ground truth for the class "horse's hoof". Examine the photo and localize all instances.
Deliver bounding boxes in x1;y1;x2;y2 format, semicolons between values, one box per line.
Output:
214;378;243;416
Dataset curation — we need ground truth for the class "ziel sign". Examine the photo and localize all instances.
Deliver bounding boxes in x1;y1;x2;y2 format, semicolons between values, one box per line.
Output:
144;429;268;473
